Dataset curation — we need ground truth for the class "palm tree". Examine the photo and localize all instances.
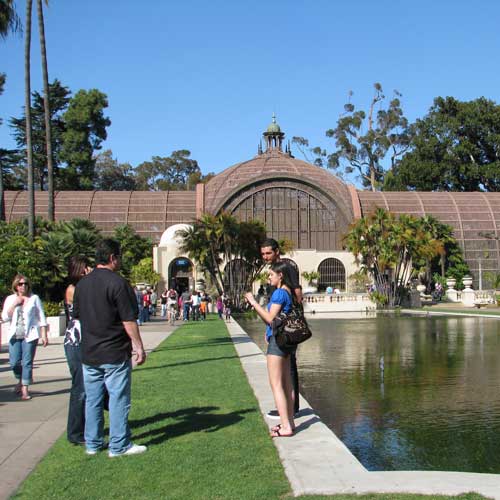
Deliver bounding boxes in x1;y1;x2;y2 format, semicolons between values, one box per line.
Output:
0;0;22;38
24;0;35;239
36;0;54;220
0;0;22;221
177;213;266;306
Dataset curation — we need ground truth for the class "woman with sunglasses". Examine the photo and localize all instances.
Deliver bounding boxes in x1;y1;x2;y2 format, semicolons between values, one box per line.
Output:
1;274;48;400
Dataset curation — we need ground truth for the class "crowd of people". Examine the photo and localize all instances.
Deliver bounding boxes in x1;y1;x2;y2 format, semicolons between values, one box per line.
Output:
1;236;303;454
133;286;233;325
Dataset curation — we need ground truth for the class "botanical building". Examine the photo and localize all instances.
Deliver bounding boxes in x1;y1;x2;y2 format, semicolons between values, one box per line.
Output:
4;117;500;291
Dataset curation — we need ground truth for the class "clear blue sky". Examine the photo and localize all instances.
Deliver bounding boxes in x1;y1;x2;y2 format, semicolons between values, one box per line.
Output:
2;0;500;184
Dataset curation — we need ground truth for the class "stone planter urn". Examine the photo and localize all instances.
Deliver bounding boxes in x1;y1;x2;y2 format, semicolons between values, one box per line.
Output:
46;315;66;338
416;284;427;295
462;276;473;289
446;278;456;289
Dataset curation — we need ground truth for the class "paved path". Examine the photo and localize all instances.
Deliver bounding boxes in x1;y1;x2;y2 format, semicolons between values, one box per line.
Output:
0;318;176;500
227;319;500;499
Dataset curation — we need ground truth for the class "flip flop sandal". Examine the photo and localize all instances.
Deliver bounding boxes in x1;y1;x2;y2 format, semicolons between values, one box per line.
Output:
21;394;32;401
270;428;294;438
271;424;296;433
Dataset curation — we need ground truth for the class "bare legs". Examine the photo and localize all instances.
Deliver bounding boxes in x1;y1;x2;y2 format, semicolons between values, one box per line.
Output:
267;354;294;436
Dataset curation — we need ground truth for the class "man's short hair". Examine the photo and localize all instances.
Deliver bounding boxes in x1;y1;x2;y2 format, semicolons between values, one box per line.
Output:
95;238;121;265
260;238;279;251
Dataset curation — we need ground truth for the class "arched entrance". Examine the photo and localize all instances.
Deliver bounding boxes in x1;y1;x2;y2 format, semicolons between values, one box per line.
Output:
169;257;194;293
318;258;346;291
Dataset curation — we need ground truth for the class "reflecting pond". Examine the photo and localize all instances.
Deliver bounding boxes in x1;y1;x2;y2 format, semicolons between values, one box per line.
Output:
238;314;500;473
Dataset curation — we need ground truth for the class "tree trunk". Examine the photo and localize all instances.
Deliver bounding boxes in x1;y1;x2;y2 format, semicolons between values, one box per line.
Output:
37;0;54;220
25;0;35;239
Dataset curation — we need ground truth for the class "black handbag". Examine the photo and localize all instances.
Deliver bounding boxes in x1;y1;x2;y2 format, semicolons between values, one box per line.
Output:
271;295;312;348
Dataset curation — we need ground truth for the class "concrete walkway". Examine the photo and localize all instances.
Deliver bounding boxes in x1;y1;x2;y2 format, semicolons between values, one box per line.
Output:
0;318;176;500
227;320;500;499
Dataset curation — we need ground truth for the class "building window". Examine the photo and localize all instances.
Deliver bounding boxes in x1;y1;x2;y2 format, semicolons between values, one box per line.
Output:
318;258;346;291
231;187;337;251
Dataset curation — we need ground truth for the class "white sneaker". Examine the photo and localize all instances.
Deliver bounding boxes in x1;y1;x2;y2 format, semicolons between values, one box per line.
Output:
109;443;147;458
86;449;98;456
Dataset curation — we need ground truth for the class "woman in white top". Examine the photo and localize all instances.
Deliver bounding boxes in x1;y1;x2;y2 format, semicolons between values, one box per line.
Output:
1;274;48;400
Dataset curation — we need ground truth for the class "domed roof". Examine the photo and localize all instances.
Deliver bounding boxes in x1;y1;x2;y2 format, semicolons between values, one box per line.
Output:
265;113;281;134
203;149;356;222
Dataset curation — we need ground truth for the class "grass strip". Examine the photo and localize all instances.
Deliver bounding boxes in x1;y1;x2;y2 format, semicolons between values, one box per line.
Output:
13;317;491;500
421;306;500;316
14;317;289;500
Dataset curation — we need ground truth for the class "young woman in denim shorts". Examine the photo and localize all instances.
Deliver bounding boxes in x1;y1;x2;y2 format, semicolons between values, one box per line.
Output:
245;261;296;437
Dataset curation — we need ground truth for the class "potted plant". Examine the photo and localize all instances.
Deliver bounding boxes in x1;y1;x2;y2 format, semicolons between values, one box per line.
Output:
43;301;65;338
302;271;320;294
445;276;456;289
462;275;473;289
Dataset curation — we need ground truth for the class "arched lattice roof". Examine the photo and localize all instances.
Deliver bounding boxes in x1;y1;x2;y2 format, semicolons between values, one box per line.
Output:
3;191;197;243
203;149;355;222
357;191;500;282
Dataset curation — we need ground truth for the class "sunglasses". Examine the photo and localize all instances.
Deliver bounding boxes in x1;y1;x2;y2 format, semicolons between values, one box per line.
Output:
18;282;28;286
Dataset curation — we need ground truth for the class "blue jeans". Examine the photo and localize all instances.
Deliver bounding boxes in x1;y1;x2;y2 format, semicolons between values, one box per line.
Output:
64;343;86;443
83;360;132;454
9;337;37;386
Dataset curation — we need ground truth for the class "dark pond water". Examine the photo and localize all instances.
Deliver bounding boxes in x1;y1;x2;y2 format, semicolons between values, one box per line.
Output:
238;313;500;473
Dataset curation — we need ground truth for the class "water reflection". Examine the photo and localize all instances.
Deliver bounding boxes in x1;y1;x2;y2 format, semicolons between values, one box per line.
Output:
239;314;500;472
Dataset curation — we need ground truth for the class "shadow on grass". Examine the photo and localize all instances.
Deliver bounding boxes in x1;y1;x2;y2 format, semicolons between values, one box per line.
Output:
154;337;235;352
138;355;241;370
130;406;256;446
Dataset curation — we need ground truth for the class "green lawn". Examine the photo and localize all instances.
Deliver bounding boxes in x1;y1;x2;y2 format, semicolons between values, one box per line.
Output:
422;306;500;316
12;317;490;500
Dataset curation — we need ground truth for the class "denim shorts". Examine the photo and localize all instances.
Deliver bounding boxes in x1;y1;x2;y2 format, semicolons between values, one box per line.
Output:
266;334;297;357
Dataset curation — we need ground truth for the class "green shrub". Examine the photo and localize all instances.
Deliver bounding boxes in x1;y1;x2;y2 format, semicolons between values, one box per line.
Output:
43;301;63;317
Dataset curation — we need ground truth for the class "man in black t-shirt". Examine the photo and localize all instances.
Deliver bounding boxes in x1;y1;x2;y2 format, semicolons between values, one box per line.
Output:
74;239;147;458
260;238;302;418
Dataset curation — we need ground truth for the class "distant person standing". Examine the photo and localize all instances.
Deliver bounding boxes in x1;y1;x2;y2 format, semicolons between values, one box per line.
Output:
191;291;201;321
160;290;168;318
142;290;151;323
167;288;178;325
260;238;302;418
63;256;91;445
224;298;232;322
181;289;192;321
74;239;147;457
216;296;224;319
150;289;157;317
134;287;143;326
